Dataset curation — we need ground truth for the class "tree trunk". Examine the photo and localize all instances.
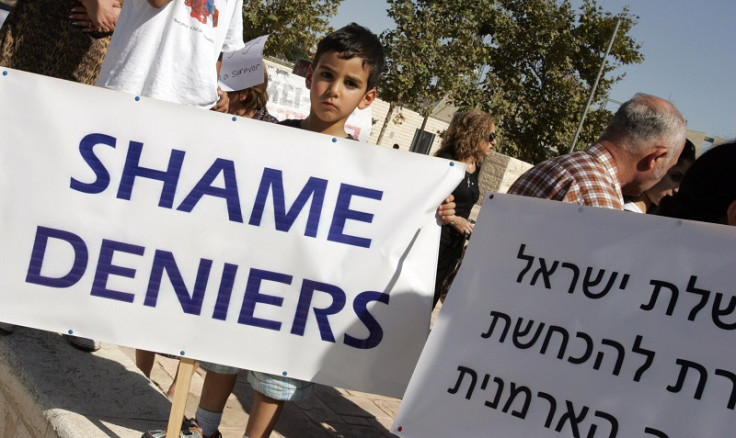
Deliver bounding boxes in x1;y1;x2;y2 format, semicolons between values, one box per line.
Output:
420;112;430;133
376;102;395;146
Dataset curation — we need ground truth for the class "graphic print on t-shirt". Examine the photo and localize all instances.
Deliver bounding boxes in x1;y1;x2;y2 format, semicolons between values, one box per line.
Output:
185;0;219;27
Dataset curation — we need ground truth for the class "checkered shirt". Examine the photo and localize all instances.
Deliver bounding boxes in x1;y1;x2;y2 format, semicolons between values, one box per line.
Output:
508;143;624;210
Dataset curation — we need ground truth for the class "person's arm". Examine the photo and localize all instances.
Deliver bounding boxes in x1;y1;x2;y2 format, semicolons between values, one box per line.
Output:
211;55;228;112
71;0;120;33
147;0;173;8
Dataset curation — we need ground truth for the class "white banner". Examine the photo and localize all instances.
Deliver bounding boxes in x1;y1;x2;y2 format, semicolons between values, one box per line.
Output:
264;64;373;142
394;194;736;436
0;68;464;397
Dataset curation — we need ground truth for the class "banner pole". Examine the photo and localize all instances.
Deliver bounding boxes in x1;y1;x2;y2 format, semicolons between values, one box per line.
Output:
165;357;196;437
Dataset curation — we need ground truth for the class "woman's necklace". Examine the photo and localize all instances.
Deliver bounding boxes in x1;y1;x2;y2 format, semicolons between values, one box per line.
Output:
464;159;476;188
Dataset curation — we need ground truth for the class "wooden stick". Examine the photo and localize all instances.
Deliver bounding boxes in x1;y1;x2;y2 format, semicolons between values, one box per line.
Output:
165;357;197;438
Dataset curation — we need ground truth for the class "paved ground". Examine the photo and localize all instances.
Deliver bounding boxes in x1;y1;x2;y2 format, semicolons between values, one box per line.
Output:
118;304;443;438
0;303;441;438
119;347;401;438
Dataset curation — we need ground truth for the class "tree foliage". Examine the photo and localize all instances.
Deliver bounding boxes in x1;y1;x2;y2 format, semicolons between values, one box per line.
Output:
242;0;342;62
455;0;643;163
377;0;493;143
380;0;643;163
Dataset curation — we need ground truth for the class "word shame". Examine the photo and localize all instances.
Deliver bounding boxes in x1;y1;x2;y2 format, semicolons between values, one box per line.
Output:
70;133;384;249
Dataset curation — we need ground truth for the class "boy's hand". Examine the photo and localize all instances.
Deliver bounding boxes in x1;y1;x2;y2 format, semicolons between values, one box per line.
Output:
437;195;456;225
71;0;121;33
211;87;229;113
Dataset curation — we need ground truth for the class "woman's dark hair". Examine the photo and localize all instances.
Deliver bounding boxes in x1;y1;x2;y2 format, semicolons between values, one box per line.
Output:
313;23;385;91
678;138;697;164
658;142;736;223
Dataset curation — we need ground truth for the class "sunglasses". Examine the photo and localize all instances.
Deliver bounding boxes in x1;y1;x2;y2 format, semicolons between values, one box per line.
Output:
488;132;497;142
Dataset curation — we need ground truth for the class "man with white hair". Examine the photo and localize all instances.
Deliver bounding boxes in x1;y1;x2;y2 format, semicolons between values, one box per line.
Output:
508;93;687;209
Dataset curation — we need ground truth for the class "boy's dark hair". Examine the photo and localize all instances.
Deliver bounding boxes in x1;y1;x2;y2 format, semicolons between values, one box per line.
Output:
313;22;385;91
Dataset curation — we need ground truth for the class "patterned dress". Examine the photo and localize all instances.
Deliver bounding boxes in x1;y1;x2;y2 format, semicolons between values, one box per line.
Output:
0;0;122;85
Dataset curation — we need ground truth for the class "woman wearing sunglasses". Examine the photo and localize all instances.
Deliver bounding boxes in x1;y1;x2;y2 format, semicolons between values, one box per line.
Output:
433;110;498;306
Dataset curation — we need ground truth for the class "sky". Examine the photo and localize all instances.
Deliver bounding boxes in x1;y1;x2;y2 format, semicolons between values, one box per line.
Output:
331;0;736;140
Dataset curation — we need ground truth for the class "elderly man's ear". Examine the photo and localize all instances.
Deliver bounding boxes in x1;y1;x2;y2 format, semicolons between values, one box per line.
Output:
638;146;669;172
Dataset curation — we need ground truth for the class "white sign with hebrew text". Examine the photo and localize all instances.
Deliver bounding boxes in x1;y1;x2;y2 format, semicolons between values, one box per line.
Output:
394;193;736;437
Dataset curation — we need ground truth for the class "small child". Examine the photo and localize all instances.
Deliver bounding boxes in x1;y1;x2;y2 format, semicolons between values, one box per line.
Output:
226;69;277;122
242;22;386;438
169;23;456;438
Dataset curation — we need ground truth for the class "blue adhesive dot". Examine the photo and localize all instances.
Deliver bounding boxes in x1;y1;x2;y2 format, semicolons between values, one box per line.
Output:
180;350;186;356
449;162;455;166
2;71;7;76
135;96;141;101
232;116;237;121
332;137;338;143
282;371;288;376
68;329;74;335
578;207;584;213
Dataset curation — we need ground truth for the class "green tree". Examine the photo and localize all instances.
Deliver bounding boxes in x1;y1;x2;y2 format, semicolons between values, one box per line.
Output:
454;0;643;163
377;0;494;144
242;0;342;62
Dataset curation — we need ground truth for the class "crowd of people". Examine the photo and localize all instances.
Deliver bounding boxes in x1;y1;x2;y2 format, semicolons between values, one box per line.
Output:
1;1;734;438
0;2;455;437
507;95;735;229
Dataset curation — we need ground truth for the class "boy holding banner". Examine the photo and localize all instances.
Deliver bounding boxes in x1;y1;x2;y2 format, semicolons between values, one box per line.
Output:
165;23;456;438
243;24;385;438
182;22;385;438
